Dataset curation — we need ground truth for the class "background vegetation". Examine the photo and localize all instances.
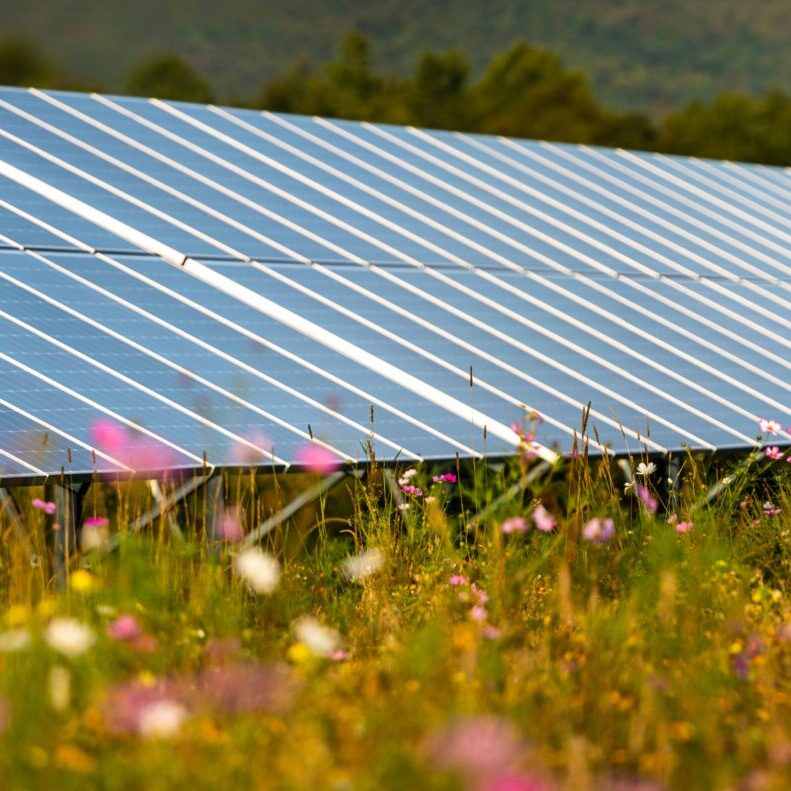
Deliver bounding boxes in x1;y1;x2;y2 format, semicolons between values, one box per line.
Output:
4;26;791;164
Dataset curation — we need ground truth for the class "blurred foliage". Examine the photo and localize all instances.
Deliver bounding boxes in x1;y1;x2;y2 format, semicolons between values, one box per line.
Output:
125;54;214;103
6;31;791;164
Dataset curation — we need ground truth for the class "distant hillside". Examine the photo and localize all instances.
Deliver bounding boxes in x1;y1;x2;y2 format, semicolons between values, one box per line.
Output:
3;0;790;111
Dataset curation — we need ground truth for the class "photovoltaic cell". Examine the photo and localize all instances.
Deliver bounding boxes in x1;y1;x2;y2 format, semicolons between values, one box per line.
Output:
0;85;788;479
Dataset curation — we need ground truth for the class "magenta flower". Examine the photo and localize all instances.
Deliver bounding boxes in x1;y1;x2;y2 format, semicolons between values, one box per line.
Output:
636;485;658;514
449;575;469;586
532;504;556;532
759;418;782;435
764;501;782;516
765;446;784;461
214;506;244;543
31;498;57;515
425;715;524;782
84;516;108;528
90;418;176;471
501;516;529;534
471;585;489;605
107;614;143;643
676;521;694;534
401;484;424;496
295;442;341;474
432;473;457;483
582;517;614;544
469;604;488;622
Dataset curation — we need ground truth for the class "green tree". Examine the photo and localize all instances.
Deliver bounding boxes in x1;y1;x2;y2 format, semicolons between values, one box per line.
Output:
407;51;471;130
468;42;605;142
0;38;56;87
126;54;214;103
659;91;791;165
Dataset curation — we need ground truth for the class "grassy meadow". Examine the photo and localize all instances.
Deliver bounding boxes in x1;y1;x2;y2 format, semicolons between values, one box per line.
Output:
1;440;790;790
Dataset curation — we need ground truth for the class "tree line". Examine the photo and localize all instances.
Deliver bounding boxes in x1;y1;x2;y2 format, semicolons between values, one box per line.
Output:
3;32;791;166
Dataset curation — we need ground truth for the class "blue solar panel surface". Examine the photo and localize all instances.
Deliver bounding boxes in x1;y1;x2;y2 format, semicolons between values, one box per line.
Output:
0;86;788;481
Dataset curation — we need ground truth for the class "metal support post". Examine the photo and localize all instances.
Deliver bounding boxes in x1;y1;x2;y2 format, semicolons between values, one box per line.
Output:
242;469;358;548
43;479;90;588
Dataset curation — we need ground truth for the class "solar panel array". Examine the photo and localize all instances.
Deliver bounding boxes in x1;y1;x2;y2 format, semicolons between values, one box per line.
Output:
0;86;788;482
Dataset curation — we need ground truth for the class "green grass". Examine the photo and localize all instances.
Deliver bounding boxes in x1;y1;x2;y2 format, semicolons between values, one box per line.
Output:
1;451;790;790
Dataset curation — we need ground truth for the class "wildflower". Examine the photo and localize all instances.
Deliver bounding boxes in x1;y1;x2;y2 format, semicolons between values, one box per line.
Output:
232;431;272;465
401;484;423;496
624;479;636;494
676;521;694;534
69;569;98;593
667;513;678;525
636;461;657;477
31;498;57;515
397;503;410;511
501;516;529;534
532;504;556;532
469;604;488;622
294;616;342;658
471;584;489;604
234;548;281;594
426;715;524;781
341;548;383;582
759;418;782;435
138;700;188;739
449;575;469;586
45;618;95;658
764;501;782;517
0;628;31;653
81;517;110;552
107;614;143;643
424;495;437;504
48;666;71;712
765;446;784;461
481;625;502;641
295;442;341;474
214;506;244;543
582;517;614;544
636;485;658;514
398;468;418;485
90;418;176;471
432;473;457;483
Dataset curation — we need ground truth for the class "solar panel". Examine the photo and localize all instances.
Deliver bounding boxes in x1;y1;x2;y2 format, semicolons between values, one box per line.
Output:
0;85;788;481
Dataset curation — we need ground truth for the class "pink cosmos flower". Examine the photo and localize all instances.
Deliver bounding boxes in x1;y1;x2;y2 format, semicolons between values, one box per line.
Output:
401;484;424;496
425;715;524;782
532;504;556;532
765;446;784;461
675;521;694;534
107;614;143;643
90;418;176;471
328;649;350;662
484;775;555;791
449;575;469;586
432;473;457;484
636;485;658;514
764;501;782;516
471;585;489;605
759;418;782;435
31;498;57;515
232;431;272;465
295;442;341;474
666;513;678;525
469;604;488;622
84;516;108;528
501;516;529;534
214;506;245;543
582;517;614;544
481;625;502;641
